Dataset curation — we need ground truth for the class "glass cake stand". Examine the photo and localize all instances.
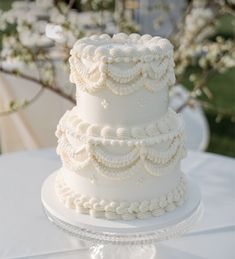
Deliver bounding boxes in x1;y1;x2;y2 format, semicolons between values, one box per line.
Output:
41;172;203;259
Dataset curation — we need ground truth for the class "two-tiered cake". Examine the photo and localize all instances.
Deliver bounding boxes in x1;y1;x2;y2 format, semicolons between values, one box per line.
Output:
55;33;187;221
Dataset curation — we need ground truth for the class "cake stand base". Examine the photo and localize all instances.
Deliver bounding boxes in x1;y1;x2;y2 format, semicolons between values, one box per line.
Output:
89;244;157;259
41;171;202;259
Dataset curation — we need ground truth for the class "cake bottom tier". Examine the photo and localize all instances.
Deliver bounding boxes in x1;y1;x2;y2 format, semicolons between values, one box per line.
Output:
55;168;187;220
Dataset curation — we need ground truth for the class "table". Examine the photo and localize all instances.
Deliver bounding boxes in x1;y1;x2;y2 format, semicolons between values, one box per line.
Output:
0;149;235;259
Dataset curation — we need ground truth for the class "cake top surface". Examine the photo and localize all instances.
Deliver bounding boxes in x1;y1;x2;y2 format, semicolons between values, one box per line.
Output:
70;33;173;62
69;33;175;95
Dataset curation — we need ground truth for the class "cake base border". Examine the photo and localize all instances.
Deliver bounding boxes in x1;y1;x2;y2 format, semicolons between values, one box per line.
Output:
41;170;202;245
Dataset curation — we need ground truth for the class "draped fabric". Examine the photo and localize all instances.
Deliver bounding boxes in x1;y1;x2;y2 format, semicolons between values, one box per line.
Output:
0;70;73;153
0;74;39;152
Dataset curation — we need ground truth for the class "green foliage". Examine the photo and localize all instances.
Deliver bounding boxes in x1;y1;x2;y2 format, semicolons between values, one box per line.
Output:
0;0;15;11
0;0;16;49
206;68;235;113
181;66;235;157
79;0;115;12
216;14;235;38
207;112;235;157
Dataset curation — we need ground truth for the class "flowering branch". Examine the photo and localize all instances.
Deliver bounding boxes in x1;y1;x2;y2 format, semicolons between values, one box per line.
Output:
0;66;75;116
168;1;193;40
200;100;235;122
176;69;214;113
0;87;44;116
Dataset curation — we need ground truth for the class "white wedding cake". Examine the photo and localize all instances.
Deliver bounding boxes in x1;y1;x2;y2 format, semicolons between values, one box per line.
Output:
55;33;187;221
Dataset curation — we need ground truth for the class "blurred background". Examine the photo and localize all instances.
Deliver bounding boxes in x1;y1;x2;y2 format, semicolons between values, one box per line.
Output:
0;0;234;157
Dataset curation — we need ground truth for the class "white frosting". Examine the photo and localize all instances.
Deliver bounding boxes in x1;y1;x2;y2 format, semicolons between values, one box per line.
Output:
56;108;183;143
62;164;183;201
57;136;186;180
54;33;187;221
77;87;169;126
56;108;186;180
70;33;174;126
55;169;186;220
69;33;175;96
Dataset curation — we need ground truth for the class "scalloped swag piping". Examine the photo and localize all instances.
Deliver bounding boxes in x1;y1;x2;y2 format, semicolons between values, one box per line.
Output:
69;55;175;95
56;135;186;180
55;108;186;180
69;33;176;95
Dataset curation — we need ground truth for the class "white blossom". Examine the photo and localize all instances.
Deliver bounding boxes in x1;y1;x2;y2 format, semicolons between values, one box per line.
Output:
227;0;235;4
36;0;54;9
50;8;66;25
184;8;214;36
46;24;65;43
192;0;207;8
12;1;29;10
0;10;7;30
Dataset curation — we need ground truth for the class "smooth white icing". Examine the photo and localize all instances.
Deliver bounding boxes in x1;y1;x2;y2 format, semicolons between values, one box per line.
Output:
76;87;169;127
62;164;183;201
55;168;186;220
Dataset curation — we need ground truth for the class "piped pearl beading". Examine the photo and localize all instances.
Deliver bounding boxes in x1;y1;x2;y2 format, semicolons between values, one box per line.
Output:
55;171;187;220
56;128;186;180
70;33;174;63
56;108;183;145
69;33;175;95
55;107;186;180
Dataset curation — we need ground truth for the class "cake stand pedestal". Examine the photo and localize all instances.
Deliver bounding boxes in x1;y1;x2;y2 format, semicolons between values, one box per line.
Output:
41;172;202;259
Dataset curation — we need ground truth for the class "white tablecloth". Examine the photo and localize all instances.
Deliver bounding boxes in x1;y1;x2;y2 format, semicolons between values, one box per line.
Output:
0;149;235;259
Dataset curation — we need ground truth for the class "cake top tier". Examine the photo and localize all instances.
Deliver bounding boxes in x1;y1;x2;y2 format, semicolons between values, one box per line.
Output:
70;33;173;61
69;33;175;95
